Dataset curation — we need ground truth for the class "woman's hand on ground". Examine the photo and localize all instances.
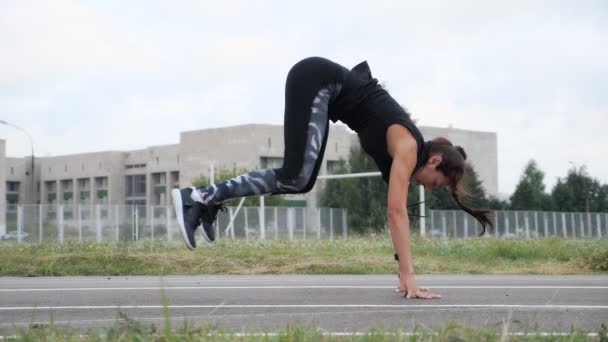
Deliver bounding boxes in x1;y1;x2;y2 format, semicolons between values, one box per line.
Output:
397;273;442;299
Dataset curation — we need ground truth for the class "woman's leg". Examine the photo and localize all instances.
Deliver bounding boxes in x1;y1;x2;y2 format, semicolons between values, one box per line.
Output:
174;57;346;248
193;57;346;205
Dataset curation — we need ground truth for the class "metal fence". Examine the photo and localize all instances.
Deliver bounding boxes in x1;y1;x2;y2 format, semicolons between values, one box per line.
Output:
2;204;348;244
425;210;608;238
3;205;607;243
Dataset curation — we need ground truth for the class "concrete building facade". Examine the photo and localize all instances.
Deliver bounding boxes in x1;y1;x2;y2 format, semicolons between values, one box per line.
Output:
1;124;498;213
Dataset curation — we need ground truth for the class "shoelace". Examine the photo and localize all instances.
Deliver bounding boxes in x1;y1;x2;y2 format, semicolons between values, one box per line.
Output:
200;202;228;225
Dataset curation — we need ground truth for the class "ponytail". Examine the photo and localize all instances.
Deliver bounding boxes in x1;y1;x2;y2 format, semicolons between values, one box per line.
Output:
428;137;494;236
451;189;493;236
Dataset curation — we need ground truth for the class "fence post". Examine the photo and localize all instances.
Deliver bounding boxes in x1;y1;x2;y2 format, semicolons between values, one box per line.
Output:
38;205;43;243
587;212;592;237
552;212;557;235
135;207;139;241
494;211;499;237
287;208;294;241
452;211;457;237
259;196;265;241
534;212;539;238
570;213;576;239
514;212;520;237
317;208;321;240
274;207;278;240
463;213;468;238
441;211;447;238
38;204;42;243
96;204;101;243
561;213;567;238
524;214;530;239
58;205;64;244
543;212;548;237
244;207;249;242
342;209;348;240
430;210;435;236
504;214;509;237
302;208;307;240
17;205;23;243
78;205;82;243
165;206;171;241
115;205;119;242
596;213;602;239
330;208;334;241
604;213;608;239
229;208;235;239
151;206;155;241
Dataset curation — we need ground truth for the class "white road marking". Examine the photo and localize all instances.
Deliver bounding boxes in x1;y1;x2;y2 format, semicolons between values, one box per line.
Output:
1;304;607;310
1;285;607;292
0;332;602;339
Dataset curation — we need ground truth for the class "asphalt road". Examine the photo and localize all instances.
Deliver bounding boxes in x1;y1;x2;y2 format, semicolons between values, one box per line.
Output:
1;275;607;335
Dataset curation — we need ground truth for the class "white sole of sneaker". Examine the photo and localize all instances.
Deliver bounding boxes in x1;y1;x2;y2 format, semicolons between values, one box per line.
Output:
171;188;195;250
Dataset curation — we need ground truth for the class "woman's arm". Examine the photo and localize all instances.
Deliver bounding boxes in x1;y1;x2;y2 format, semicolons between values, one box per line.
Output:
386;125;441;299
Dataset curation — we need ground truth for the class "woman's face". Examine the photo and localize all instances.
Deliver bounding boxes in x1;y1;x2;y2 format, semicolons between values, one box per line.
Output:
414;155;450;190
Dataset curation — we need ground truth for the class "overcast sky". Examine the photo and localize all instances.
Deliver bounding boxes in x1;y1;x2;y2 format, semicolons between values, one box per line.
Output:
1;0;606;196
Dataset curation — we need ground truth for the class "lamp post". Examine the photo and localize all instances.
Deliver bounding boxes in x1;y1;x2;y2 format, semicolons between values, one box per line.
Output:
0;120;36;204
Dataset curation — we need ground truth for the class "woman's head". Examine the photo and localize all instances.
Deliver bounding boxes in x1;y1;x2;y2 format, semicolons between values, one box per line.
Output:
413;137;493;235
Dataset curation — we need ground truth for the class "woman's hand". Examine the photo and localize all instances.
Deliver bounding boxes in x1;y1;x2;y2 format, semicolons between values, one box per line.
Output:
397;273;442;299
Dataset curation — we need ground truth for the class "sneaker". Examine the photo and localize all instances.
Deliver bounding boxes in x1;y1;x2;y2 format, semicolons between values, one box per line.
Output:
200;201;228;242
171;188;204;250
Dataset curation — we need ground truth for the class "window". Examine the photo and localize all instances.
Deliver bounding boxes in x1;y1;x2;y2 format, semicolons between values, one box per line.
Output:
95;177;107;189
7;181;19;192
126;175;146;197
6;193;19;205
61;179;72;191
78;178;90;190
126;163;146;169
260;157;284;169
171;171;179;188
45;181;57;192
125;199;146;206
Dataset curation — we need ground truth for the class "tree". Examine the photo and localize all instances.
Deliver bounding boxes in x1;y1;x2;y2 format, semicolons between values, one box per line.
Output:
487;195;510;210
510;160;551;210
551;165;605;212
192;167;284;207
319;144;393;233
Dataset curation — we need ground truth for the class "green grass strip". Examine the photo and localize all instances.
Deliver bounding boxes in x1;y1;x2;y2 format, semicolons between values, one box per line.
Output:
0;236;606;276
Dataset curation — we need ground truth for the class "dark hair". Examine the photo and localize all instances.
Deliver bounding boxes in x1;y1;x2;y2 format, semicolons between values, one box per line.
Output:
429;137;494;235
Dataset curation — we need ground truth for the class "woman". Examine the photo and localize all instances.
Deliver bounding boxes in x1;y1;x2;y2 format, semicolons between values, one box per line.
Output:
172;57;493;299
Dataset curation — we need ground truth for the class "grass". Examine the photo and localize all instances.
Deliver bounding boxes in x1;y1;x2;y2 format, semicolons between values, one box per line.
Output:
0;236;607;276
8;314;608;341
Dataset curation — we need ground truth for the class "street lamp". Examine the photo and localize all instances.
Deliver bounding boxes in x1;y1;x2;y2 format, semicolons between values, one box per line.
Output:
0;120;36;204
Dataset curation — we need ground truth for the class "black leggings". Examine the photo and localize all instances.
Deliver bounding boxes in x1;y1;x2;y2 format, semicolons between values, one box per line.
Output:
195;57;348;205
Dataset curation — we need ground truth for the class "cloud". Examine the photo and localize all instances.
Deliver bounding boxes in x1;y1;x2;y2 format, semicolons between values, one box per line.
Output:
1;0;606;195
0;0;161;83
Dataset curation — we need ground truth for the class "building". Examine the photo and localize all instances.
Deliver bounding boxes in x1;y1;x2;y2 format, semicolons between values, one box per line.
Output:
1;123;497;219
